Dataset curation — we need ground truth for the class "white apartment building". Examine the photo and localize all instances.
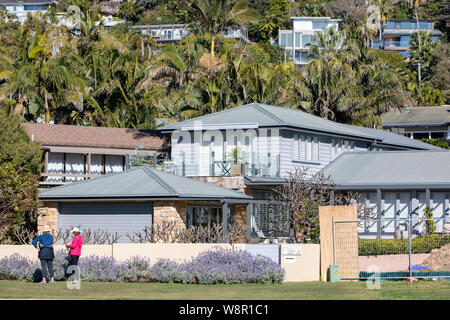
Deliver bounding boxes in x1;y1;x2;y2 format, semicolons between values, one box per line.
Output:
278;17;341;64
0;0;54;23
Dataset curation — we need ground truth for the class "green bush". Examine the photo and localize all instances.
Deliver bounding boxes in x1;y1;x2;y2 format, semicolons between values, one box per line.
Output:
359;235;450;256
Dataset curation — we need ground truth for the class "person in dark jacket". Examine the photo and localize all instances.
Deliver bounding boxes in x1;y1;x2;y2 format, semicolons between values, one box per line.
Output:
32;230;55;284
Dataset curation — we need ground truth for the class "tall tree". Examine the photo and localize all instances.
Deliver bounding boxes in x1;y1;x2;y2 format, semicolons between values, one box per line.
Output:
407;0;428;63
178;0;256;58
0;108;42;231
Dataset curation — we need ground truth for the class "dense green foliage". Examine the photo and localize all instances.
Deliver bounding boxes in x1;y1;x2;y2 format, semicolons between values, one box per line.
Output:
359;235;450;255
0;109;42;230
0;0;448;128
420;139;450;149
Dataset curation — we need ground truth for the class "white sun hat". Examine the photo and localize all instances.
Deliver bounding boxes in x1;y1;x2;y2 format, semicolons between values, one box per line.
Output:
70;227;80;233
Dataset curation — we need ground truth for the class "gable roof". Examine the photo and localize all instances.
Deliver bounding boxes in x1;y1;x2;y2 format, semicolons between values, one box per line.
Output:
160;103;441;150
381;105;450;127
39;167;252;201
23;123;163;151
318;150;450;190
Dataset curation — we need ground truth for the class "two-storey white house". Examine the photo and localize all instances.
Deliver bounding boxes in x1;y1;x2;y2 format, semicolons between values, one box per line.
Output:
160;103;440;180
278;17;341;65
160;103;449;238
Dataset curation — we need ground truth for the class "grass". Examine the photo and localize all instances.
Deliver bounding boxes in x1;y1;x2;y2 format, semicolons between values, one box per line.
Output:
0;280;449;300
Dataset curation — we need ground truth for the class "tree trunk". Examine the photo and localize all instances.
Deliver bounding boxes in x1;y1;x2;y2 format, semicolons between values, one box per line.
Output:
44;95;50;124
379;24;382;49
211;34;215;58
415;7;421;52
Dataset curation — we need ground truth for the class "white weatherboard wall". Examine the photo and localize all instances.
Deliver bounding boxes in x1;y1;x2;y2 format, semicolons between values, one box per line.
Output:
358;191;450;237
279;130;372;178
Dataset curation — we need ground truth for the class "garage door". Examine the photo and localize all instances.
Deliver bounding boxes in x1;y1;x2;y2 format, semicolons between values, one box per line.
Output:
58;202;153;243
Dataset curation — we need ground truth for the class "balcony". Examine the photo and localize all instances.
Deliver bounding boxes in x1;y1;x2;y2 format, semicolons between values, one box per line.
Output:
126;153;281;178
132;25;249;43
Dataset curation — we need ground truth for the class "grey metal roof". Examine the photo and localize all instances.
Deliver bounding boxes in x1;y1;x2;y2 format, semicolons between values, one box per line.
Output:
39;167;252;201
340;124;442;150
244;176;286;186
381;105;450;127
318;151;450;190
160;103;441;150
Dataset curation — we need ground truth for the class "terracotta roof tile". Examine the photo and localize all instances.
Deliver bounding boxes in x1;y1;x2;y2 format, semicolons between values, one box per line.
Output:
22;123;163;151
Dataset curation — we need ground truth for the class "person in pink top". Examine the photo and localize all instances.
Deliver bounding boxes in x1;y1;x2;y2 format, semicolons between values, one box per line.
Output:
65;227;83;269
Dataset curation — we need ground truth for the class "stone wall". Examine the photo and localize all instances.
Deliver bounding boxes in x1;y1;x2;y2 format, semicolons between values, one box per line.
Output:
37;202;58;235
153;201;187;231
191;176;247;193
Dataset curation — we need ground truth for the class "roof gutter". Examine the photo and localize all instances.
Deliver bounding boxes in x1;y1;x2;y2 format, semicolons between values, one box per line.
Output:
39;195;252;202
383;122;450;128
334;183;450;190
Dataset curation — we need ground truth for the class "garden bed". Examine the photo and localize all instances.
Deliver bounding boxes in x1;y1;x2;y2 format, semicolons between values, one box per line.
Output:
0;247;285;284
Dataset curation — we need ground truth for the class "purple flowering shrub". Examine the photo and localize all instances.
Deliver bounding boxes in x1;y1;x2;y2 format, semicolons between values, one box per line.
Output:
0;248;285;284
121;256;152;282
150;259;193;284
53;250;69;281
185;248;285;284
0;254;38;281
78;255;123;282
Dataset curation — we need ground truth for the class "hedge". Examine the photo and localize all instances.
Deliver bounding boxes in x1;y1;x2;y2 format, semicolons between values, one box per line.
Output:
359;235;450;256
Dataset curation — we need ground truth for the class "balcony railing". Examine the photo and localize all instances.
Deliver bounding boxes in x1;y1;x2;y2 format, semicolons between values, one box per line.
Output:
126;153;281;178
168;153;281;178
132;25;248;42
384;41;409;48
40;153;281;185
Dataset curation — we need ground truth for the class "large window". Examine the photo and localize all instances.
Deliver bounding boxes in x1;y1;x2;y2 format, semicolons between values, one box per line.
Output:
24;5;48;10
292;134;319;162
312;22;327;30
186;205;235;228
280;33;293;47
302;35;311;48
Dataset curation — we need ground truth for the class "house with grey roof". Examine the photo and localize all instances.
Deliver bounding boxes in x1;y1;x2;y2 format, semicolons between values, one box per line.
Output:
159;103;444;238
160;103;440;180
38;166;252;242
381;105;450;141
319;151;450;237
23;123;165;187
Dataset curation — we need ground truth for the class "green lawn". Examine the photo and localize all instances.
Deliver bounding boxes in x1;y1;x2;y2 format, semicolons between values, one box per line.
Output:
0;280;449;300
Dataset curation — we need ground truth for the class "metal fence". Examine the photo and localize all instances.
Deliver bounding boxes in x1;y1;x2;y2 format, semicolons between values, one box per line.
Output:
332;218;450;280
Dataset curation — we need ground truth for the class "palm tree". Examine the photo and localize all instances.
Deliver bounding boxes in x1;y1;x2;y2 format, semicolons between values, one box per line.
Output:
371;0;393;49
178;0;256;58
408;0;428;52
295;27;413;125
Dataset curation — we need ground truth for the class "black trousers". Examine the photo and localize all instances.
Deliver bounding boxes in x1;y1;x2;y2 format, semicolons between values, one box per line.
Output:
68;255;80;266
40;259;54;279
66;255;80;280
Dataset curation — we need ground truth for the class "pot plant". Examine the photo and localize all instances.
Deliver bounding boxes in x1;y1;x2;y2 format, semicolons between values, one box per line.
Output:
227;147;243;176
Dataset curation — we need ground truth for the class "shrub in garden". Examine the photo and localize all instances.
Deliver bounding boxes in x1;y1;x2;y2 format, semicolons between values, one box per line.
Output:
0;248;286;284
121;256;152;282
185;248;285;284
78;255;124;282
52;250;69;281
150;259;193;284
0;254;39;281
359;234;450;256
